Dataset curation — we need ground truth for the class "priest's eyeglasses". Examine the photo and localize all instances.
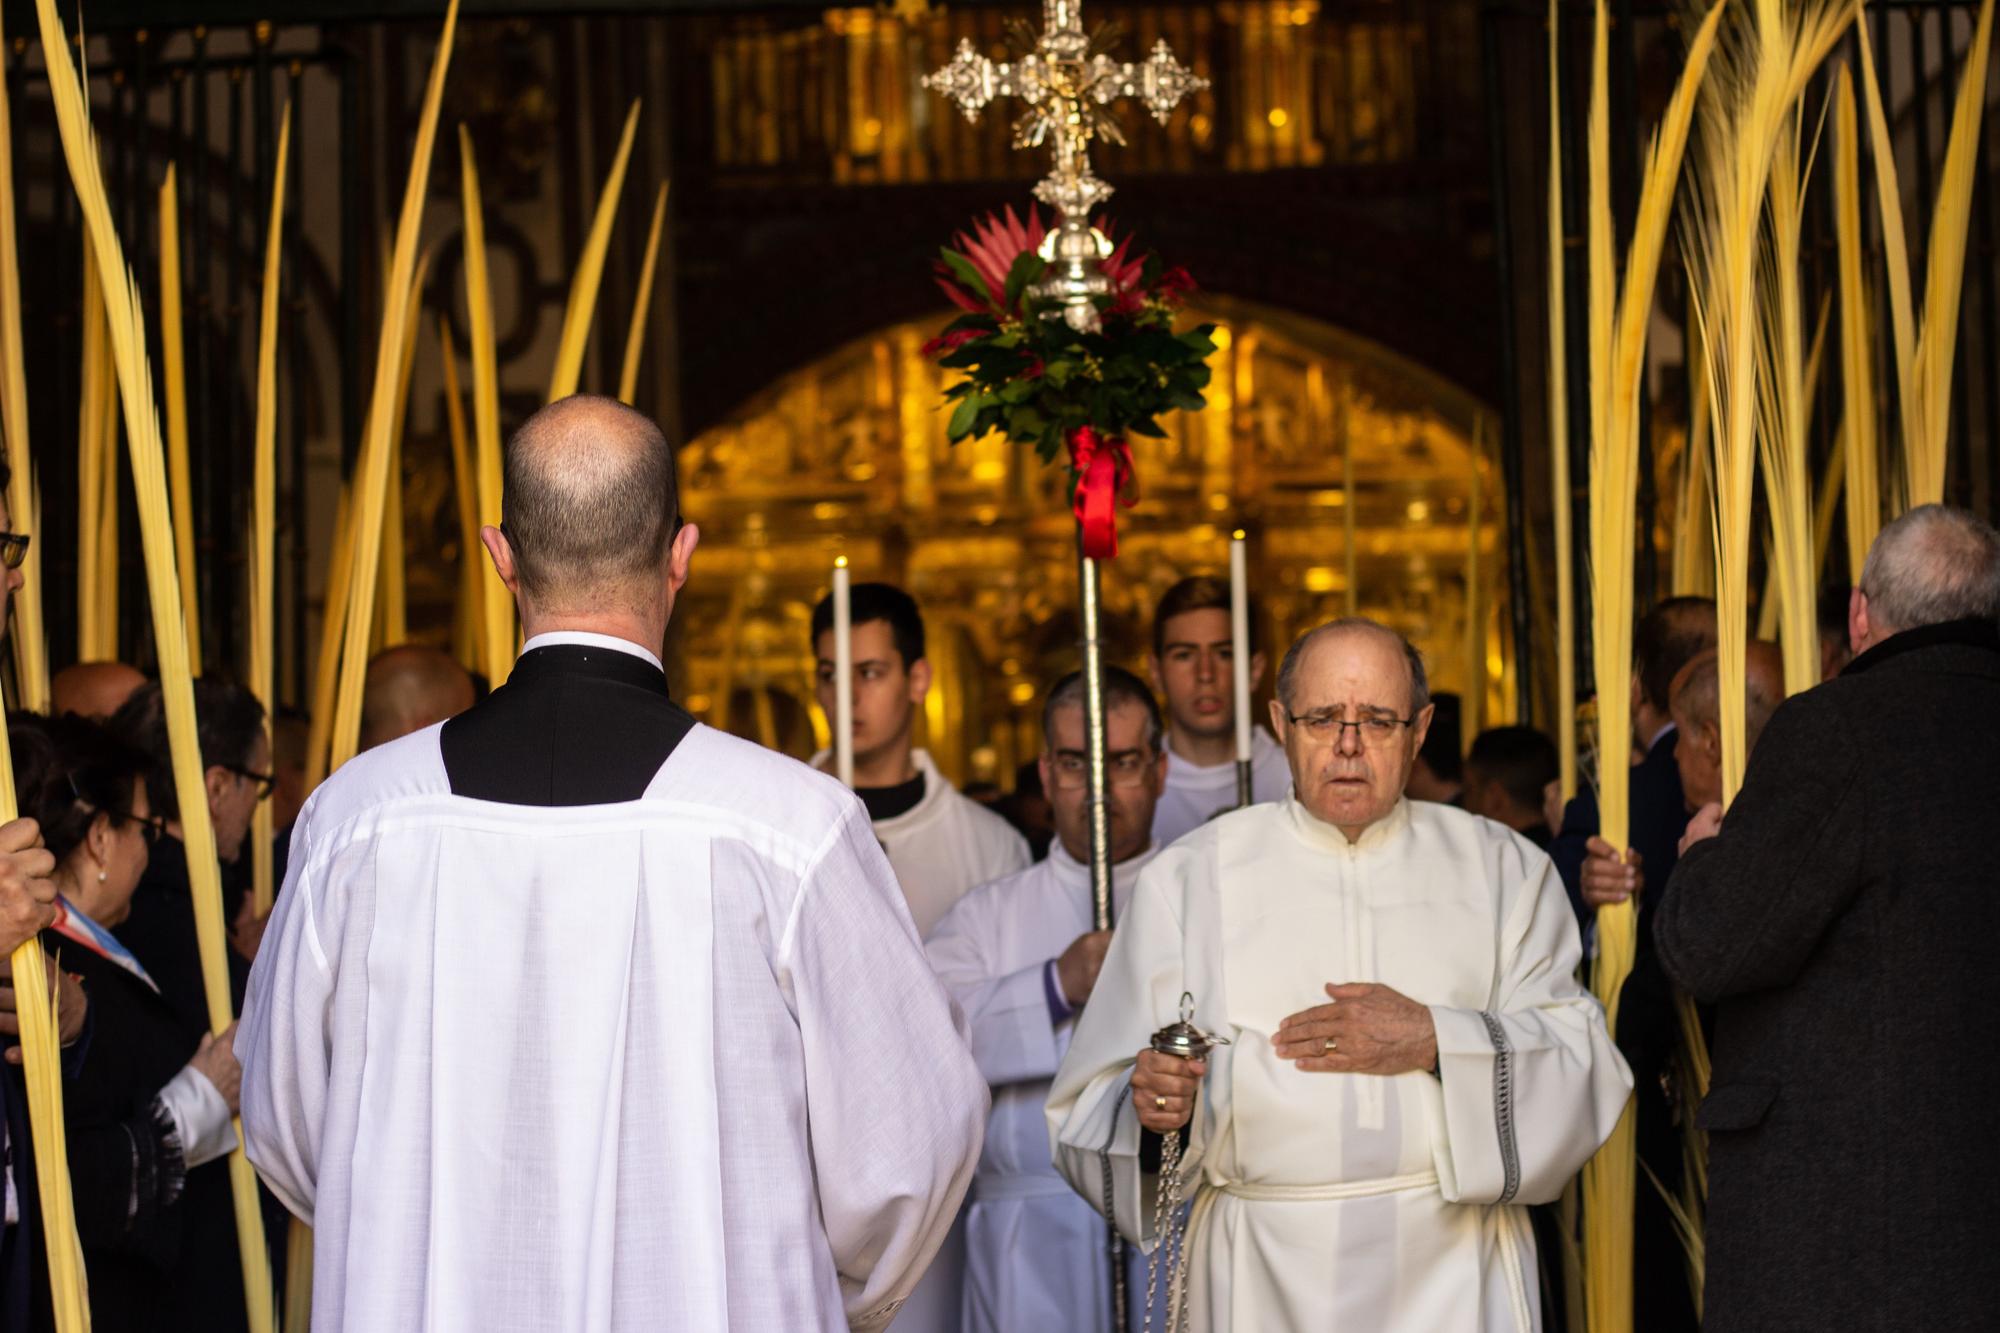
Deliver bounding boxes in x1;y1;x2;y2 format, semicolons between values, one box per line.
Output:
1049;749;1157;789
1284;708;1417;747
0;531;29;569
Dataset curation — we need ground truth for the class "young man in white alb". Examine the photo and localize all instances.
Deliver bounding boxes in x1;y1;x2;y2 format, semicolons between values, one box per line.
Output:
811;581;1029;1333
1147;575;1290;846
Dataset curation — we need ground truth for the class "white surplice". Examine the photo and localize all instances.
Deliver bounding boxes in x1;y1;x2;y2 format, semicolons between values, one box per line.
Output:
1048;797;1631;1332
925;840;1157;1333
872;749;1032;939
239;723;988;1333
1150;728;1292;848
864;748;1029;1333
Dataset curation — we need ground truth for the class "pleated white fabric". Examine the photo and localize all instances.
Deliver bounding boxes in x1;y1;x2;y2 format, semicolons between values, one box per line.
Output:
926;841;1156;1332
1048;798;1631;1332
240;724;987;1332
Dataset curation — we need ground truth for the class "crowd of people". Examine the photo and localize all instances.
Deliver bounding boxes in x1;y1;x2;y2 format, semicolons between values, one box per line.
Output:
1;398;1996;1331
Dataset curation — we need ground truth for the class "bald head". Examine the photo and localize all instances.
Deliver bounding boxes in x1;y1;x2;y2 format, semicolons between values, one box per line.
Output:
1668;642;1784;809
52;661;147;721
360;646;476;751
1671;642;1784;748
1856;504;2000;645
1270;617;1433;840
1276;617;1429;715
500;394;679;611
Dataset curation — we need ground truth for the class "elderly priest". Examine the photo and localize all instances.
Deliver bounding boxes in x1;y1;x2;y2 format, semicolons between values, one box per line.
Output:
1048;617;1631;1330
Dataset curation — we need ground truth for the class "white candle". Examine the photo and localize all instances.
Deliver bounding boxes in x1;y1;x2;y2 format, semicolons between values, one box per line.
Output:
833;557;854;787
1230;530;1252;764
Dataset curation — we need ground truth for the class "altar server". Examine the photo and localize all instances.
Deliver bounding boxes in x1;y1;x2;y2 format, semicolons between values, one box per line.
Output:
811;583;1029;936
927;666;1166;1333
1146;576;1290;845
1050;616;1630;1331
240;395;985;1332
807;581;1026;1332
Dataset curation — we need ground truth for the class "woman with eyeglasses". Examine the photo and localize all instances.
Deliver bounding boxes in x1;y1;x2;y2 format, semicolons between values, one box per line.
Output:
11;713;241;1333
102;677;271;1333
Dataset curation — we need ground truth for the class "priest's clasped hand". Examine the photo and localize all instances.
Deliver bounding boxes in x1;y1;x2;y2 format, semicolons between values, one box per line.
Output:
1273;982;1438;1076
1133;1049;1206;1134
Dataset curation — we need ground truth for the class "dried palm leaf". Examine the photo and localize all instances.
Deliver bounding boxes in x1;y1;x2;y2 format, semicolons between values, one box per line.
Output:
249;104;291;918
547;99;642;400
34;0;282;1320
0;9;47;710
619;181;670;406
459;126;514;686
327;2;461;776
159;165;201;675
1548;0;1578;798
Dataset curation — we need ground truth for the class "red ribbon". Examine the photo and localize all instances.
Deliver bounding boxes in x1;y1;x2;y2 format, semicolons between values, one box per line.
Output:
1067;426;1137;560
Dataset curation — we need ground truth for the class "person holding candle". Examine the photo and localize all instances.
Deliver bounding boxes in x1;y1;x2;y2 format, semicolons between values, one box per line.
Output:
240;396;985;1332
808;579;1028;1333
1146;575;1291;846
808;582;1029;938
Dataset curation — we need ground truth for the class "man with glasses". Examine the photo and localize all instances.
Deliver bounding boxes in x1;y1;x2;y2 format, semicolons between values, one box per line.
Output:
926;666;1166;1332
1050;616;1630;1331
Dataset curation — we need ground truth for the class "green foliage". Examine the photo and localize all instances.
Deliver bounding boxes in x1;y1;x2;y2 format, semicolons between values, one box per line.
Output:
932;288;1217;462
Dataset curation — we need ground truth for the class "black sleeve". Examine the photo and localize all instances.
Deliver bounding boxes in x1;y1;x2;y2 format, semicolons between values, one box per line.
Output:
67;1098;187;1259
1654;692;1865;1002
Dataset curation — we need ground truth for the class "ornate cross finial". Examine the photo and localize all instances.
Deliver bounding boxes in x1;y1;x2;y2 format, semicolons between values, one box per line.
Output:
924;0;1207;330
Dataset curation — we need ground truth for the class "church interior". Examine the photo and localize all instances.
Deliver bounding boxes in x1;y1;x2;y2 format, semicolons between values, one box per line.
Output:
3;0;1996;786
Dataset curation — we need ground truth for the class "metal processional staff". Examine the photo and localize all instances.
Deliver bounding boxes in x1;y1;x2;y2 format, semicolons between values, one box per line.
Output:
926;6;1208;1328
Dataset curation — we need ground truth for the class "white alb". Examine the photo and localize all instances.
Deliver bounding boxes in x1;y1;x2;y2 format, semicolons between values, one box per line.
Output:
1048;797;1632;1331
239;723;988;1332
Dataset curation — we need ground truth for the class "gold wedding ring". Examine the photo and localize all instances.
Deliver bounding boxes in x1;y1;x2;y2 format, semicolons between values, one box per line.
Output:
1155;1095;1168;1110
1324;1037;1337;1052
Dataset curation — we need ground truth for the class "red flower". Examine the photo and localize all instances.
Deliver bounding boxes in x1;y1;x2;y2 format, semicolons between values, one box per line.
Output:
1100;229;1145;293
934;205;1049;317
1021;354;1045;379
920;327;982;358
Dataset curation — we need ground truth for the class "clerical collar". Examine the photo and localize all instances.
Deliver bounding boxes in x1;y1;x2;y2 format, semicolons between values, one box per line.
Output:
520;630;663;673
857;769;926;822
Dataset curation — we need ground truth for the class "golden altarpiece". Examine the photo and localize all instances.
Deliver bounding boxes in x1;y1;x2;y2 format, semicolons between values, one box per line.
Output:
667;293;1505;788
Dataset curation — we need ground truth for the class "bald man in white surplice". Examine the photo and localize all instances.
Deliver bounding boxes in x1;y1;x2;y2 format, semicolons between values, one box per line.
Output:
1049;618;1630;1331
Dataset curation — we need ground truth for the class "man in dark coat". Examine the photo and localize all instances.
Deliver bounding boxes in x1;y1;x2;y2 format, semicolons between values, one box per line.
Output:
1657;503;2000;1333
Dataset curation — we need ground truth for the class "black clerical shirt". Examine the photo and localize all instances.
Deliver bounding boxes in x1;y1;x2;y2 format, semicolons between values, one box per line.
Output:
441;635;694;807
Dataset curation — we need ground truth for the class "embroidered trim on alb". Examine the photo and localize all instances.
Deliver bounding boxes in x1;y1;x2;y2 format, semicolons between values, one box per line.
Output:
1477;1010;1522;1204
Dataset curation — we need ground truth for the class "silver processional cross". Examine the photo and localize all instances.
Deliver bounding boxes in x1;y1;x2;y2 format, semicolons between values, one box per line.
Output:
924;0;1207;332
926;13;1210;1333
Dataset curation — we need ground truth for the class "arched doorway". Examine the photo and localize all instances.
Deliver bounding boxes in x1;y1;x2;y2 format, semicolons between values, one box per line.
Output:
666;295;1509;788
